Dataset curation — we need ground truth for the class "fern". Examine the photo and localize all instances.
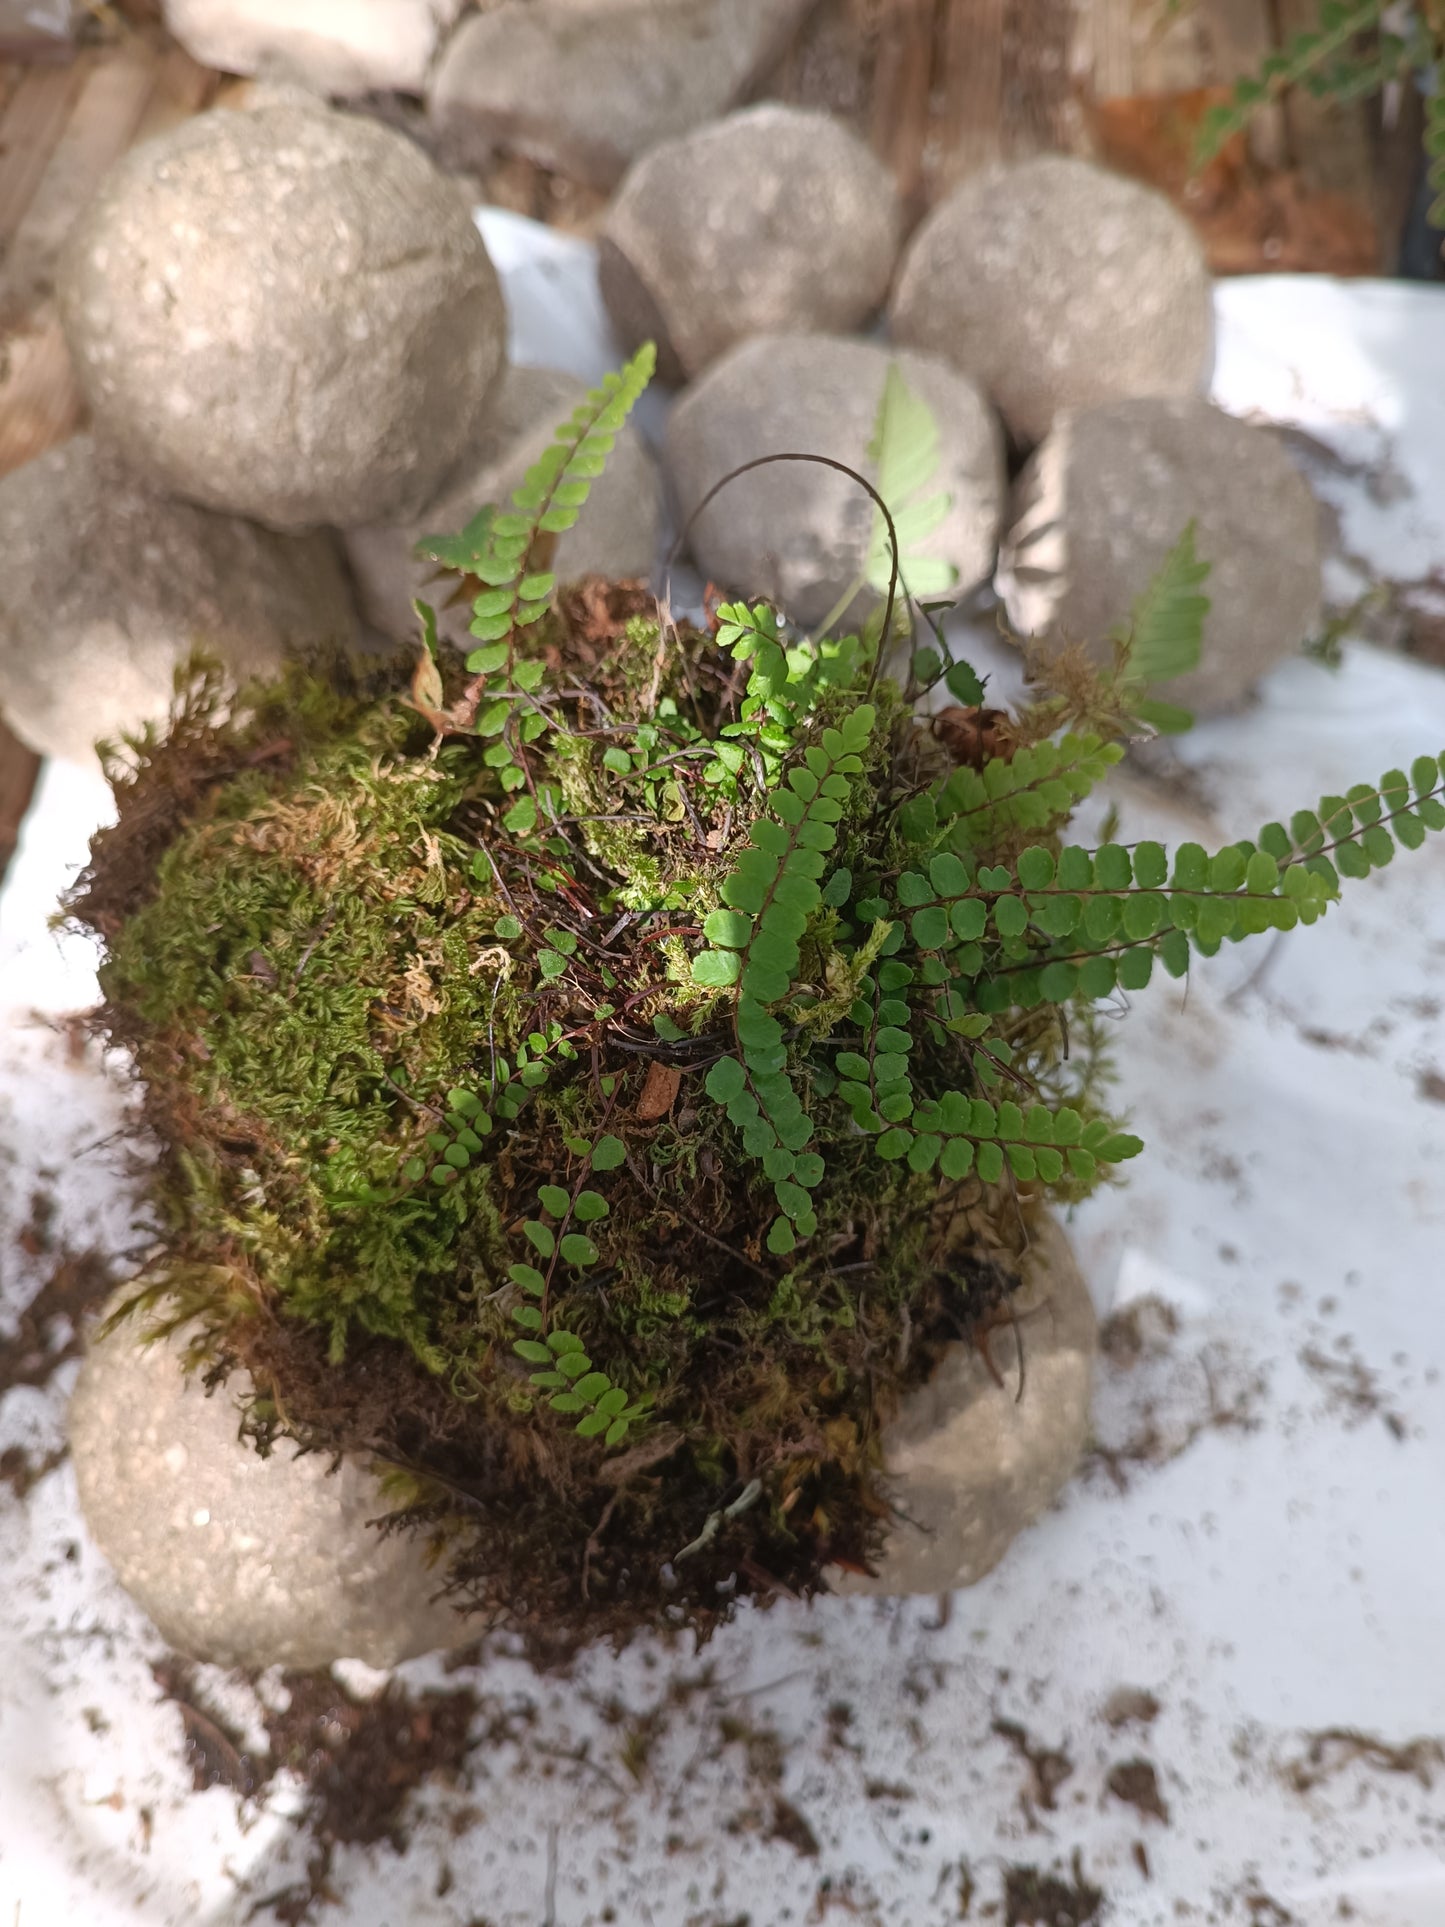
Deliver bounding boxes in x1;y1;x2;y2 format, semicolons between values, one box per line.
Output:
1195;0;1384;162
506;1130;649;1446
1110;521;1211;733
1193;0;1445;238
698;706;875;1254
864;363;956;600
428;342;656;738
933;732;1125;849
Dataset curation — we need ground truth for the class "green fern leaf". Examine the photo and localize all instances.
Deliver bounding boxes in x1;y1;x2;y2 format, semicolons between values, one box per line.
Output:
1112;522;1212;693
864;363;957;599
460;341;657;680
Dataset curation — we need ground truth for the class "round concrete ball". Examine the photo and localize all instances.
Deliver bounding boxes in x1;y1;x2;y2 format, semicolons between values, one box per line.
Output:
996;397;1323;716
57;93;507;531
829;1216;1095;1597
598;104;902;384
346;364;661;652
889;155;1213;448
665;333;1005;631
0;435;357;766
70;1294;472;1671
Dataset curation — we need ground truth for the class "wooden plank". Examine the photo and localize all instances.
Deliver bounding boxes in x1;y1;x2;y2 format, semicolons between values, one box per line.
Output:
0;310;79;477
130;39;218;143
0;35;160;322
1196;0;1288;168
867;0;934;220
933;0;1006;187
1273;0;1376;198
1000;0;1084;157
0;55;92;250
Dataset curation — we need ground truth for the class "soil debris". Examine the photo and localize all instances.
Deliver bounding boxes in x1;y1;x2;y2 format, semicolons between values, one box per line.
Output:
768;1794;821;1857
1105;1757;1170;1823
151;1655;479;1922
1085;1323;1265;1492
0;1244;113;1401
1283;1725;1444;1794
152;1657;260;1797
1097;1295;1178;1369
1299;1339;1408;1440
1101;1686;1161;1729
1003;1855;1104;1926
992;1717;1073;1818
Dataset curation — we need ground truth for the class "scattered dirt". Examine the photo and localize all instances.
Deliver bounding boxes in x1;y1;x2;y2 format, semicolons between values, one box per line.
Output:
1418;1068;1445;1105
152;1657;479;1923
992;1717;1073;1819
1282;1726;1444;1795
1;1184;114;1400
1087;1302;1266;1492
1003;1855;1105;1927
0;1441;68;1499
1243;1890;1296;1924
1106;1758;1170;1824
0;1211;115;1497
1097;1297;1179;1370
1101;1687;1161;1730
1299;1338;1408;1441
768;1795;821;1858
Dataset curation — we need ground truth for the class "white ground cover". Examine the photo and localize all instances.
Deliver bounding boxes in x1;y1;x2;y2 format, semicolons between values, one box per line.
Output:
2;222;1443;1925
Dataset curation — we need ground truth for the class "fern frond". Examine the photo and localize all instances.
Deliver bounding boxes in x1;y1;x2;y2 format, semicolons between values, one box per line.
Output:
700;706;876;1252
1195;0;1384;162
505;1131;645;1448
456;342;656;716
1272;754;1445;881
864;363;956;600
1112;522;1211;698
936;733;1125;848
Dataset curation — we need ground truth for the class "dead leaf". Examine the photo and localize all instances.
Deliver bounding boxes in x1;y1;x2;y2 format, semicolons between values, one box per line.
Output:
636;1060;681;1120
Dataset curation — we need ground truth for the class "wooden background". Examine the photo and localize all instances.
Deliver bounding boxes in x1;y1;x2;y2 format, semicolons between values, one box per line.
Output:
0;0;1420;880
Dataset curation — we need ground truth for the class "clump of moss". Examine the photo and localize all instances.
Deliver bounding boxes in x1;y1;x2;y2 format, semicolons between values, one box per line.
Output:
73;584;1072;1648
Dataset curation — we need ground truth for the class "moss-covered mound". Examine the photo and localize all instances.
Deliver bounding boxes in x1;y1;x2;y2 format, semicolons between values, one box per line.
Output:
64;355;1168;1650
67;571;1121;1649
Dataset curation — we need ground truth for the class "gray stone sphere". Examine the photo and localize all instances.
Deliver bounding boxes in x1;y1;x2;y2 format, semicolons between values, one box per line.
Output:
665;332;1005;630
345;364;661;652
598;104;902;385
0;435;356;766
888;155;1213;447
57;92;507;531
996;396;1323;716
427;0;814;189
70;1294;472;1670
831;1217;1095;1596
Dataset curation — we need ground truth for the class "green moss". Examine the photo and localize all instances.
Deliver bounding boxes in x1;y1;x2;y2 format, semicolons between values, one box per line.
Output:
69;599;1116;1651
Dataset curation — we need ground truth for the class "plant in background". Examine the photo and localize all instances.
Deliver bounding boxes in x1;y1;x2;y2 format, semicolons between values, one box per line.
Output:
1196;0;1445;230
69;347;1445;1649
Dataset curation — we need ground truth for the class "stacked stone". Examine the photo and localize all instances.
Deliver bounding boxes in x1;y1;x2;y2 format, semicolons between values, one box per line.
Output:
0;85;661;764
